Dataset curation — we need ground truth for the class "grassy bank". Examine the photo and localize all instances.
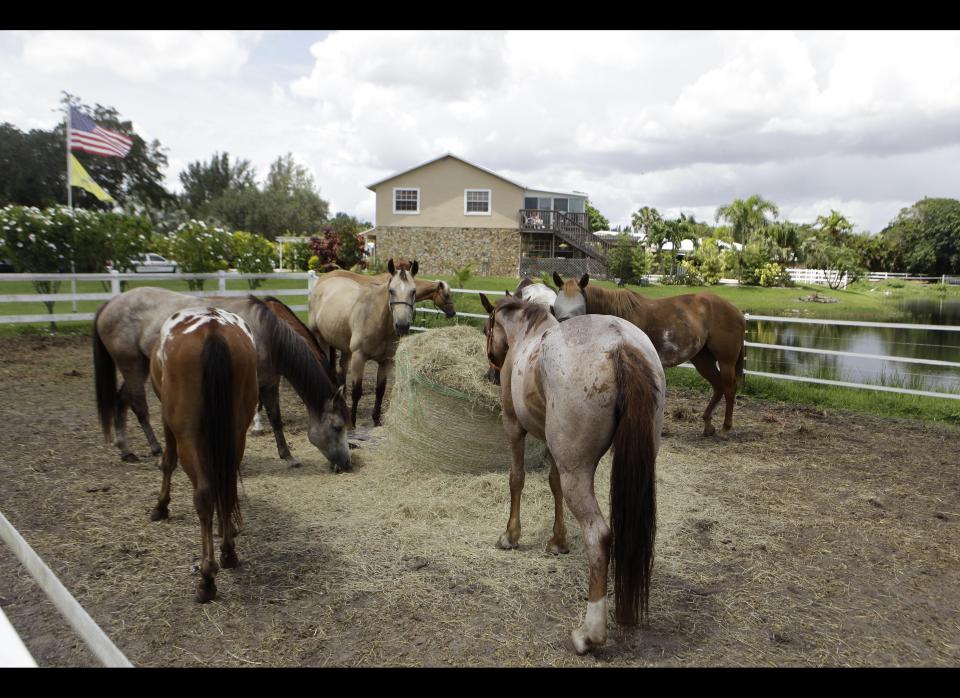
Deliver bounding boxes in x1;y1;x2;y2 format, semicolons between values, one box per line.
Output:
665;366;960;426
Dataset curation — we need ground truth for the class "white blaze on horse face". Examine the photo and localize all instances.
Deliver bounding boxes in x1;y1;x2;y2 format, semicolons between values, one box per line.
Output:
158;307;256;366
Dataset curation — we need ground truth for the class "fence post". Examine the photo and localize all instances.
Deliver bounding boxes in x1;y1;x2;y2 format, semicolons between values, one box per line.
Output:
70;273;78;313
307;270;316;293
218;270;227;294
109;269;121;298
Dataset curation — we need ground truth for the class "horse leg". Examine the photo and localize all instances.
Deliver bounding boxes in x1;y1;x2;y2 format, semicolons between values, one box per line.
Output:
559;467;611;654
690;349;724;437
191;468;219;603
496;419;527;550
347;352;367;430
150;425;178;521
719;360;738;433
545;452;569;555
113;381;138;462
127;378;162;458
371;358;392;427
260;383;301;468
338;350;349;387
250;400;266;436
219;512;239;569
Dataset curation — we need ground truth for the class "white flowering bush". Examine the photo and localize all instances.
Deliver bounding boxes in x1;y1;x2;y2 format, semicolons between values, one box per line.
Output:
231;230;276;289
165;220;233;290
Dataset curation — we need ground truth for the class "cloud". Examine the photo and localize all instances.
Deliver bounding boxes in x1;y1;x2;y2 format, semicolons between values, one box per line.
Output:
19;31;262;81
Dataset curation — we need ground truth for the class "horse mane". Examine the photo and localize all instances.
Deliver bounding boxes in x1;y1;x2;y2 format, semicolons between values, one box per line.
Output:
494;294;553;330
247;296;343;417
260;295;329;365
514;277;534;294
584;284;647;320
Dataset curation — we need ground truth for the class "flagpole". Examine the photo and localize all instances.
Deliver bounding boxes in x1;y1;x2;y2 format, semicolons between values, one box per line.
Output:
65;105;77;312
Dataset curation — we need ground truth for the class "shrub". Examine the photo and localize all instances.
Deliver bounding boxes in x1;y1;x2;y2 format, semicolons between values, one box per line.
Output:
758;262;792;287
165;220;232;290
231;230;275;289
308;255;320;271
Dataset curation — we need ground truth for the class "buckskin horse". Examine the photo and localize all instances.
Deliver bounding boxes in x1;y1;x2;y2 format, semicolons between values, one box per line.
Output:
147;307;258;602
480;291;664;654
307;259;419;429
552;272;746;436
93;289;351;471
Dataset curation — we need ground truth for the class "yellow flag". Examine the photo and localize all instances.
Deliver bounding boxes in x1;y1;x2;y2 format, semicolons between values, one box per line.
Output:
69;154;115;203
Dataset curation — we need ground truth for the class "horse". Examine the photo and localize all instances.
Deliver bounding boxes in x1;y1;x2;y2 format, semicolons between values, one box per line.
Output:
552;272;746;436
307;258;419;429
147;307;258;602
479;291;664;654
322;267;457;318
93;289;351;471
487;277;558;386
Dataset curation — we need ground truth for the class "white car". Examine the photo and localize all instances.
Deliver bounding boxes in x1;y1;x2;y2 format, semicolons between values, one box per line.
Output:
135;253;178;273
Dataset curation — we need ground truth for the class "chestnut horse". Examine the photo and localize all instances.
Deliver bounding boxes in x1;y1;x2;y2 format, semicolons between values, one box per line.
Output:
480;291;664;654
552;272;746;436
307;259;419;429
148;307;258;602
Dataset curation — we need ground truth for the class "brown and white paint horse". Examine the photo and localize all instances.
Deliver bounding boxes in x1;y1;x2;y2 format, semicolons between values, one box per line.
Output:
93;289;351;471
307;259;419;429
552;272;746;436
480;291;664;654
148;307;258;602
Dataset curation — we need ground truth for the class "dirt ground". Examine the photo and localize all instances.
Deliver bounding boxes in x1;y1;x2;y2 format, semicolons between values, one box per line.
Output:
0;332;958;667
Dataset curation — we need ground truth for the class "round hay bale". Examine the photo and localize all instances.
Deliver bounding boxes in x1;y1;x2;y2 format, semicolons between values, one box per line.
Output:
384;325;548;474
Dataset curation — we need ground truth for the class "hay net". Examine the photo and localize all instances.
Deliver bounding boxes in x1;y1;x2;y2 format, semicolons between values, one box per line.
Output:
383;325;547;474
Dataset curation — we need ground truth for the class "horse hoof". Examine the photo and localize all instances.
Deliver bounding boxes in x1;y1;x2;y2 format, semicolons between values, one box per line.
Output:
287;459;303;469
330;462;352;474
121;452;140;463
195;583;217;604
149;507;168;521
220;552;239;569
546;540;569;555
496;534;519;550
571;627;605;655
372;417;383;427
151;445;163;457
702;424;716;437
250;427;266;437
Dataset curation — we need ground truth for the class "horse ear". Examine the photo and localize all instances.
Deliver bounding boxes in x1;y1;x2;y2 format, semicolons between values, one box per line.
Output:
387;259;396;275
411;260;419;277
553;271;564;288
579;273;590;290
480;293;495;314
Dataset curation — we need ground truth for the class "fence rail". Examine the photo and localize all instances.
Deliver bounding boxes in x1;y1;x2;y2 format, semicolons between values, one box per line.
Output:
2;272;958;401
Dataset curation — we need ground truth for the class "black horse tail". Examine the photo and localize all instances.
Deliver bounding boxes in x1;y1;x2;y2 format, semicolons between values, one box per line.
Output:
609;344;661;627
199;330;241;531
736;343;746;390
93;304;117;442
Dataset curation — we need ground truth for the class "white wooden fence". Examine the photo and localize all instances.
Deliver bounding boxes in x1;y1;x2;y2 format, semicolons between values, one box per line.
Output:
1;272;958;401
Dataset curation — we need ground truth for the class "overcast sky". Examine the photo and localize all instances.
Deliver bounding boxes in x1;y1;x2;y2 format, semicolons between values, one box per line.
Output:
3;30;959;233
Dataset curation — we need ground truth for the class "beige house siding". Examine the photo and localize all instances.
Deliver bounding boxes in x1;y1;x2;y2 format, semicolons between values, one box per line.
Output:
375;226;519;277
373;156;523;229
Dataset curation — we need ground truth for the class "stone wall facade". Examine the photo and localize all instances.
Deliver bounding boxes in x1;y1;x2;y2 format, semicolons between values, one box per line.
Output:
373;226;520;277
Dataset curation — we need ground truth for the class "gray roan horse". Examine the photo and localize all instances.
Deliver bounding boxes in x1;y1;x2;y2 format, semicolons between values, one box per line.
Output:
480;291;665;654
553;272;746;436
307;259;419;429
93;288;351;471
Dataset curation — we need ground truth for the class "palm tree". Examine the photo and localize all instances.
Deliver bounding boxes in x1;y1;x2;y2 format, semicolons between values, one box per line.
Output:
814;210;854;243
715;195;780;246
632;206;668;272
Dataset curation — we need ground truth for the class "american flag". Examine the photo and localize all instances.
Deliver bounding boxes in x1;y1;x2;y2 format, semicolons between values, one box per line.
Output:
69;107;133;157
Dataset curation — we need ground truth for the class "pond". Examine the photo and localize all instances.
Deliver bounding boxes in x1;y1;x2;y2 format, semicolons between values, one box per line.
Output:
747;298;960;394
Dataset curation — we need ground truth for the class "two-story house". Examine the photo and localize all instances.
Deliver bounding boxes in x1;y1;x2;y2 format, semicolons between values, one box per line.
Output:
366;153;609;277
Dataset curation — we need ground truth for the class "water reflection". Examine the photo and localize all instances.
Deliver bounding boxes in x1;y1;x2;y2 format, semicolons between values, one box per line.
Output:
747;299;960;393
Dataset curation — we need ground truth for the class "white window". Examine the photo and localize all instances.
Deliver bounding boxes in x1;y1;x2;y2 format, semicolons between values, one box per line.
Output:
393;188;420;214
464;189;491;215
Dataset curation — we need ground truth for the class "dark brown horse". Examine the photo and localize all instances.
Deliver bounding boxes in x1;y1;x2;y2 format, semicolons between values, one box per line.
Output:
147;307;259;602
552;272;746;435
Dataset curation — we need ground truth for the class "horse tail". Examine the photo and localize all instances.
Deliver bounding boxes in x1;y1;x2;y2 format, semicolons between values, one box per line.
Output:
610;344;661;627
736;343;746;390
199;329;241;531
92;304;117;442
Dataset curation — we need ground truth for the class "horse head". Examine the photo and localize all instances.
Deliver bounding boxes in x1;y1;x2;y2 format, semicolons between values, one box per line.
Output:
551;271;589;321
307;383;352;473
433;280;456;318
387;258;419;335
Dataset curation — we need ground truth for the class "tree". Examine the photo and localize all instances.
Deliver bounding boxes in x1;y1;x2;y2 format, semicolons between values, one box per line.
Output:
715;195;779;245
179;152;257;214
881;198;960;276
164;220;232;290
231;231;276;289
631;206;669;272
606;233;636;285
0;123;65;208
585;201;609;232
